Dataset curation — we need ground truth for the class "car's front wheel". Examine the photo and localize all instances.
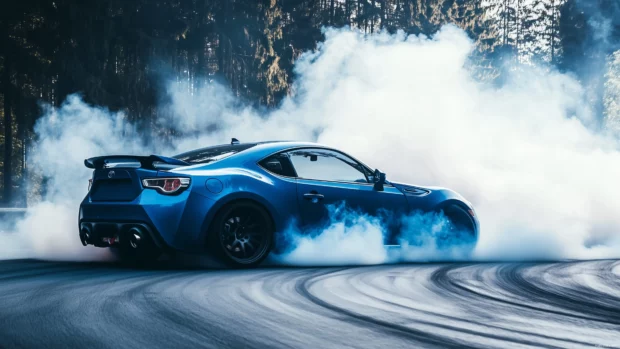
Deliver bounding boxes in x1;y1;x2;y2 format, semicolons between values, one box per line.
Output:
438;205;477;250
209;201;274;268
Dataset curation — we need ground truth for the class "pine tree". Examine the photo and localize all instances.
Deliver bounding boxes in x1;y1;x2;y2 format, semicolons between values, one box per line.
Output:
515;0;539;63
535;0;567;64
486;0;519;55
603;51;620;133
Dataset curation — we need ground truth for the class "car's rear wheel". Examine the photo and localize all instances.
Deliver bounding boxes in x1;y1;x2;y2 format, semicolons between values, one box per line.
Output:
209;201;274;268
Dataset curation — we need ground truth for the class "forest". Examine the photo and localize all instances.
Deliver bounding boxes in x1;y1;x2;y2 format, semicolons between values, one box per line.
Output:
1;0;619;207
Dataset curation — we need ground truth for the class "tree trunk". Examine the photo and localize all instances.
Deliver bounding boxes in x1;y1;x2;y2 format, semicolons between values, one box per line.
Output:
516;0;521;63
358;0;363;29
380;0;385;30
403;0;411;31
16;91;26;205
2;51;12;205
503;0;508;46
551;0;556;64
371;0;376;33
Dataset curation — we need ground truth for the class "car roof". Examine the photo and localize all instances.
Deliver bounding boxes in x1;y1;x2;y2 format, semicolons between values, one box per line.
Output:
173;140;377;172
237;141;375;169
206;140;324;153
248;140;323;152
228;140;326;161
173;140;324;164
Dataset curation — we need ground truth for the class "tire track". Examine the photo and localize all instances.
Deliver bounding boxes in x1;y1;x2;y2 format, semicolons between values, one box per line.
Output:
0;259;618;348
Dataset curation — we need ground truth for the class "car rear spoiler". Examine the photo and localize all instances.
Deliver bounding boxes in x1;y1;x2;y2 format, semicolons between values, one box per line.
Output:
84;155;190;170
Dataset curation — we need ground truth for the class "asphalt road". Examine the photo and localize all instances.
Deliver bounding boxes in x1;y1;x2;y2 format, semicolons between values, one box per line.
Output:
0;259;619;348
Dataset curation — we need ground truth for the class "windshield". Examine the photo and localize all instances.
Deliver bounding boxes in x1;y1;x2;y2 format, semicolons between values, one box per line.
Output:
173;144;256;164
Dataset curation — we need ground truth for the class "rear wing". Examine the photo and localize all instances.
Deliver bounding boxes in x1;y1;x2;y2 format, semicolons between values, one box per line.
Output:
84;155;189;170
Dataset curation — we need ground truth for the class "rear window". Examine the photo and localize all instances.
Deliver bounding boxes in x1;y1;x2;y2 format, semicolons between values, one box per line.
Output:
173;144;256;164
258;153;297;177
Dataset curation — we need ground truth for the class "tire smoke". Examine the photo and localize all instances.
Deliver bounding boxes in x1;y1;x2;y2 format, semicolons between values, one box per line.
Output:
2;25;620;263
271;204;475;266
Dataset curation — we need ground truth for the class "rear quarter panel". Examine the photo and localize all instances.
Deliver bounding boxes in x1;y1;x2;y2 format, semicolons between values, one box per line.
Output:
169;163;299;249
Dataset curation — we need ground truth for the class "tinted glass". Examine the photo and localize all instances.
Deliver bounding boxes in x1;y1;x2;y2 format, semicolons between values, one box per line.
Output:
259;153;297;177
287;148;368;183
173;144;256;164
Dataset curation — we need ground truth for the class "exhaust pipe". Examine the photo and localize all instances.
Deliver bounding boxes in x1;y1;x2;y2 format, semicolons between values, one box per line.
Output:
127;227;143;249
80;227;92;246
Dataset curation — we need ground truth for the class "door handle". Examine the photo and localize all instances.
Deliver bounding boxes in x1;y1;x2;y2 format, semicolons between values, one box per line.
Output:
303;192;324;203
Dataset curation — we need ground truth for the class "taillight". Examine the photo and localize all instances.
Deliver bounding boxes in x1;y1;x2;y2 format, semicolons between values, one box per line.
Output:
142;177;190;194
88;179;93;191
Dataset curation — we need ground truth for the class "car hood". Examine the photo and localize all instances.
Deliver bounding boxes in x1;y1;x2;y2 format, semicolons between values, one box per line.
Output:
390;181;443;193
390;181;473;208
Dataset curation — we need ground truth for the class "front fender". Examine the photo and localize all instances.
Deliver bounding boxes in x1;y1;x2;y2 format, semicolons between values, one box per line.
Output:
392;182;479;236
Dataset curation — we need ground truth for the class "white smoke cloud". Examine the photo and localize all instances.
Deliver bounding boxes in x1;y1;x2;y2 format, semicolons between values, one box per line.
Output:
272;205;475;267
2;98;148;260
273;205;389;266
3;25;620;264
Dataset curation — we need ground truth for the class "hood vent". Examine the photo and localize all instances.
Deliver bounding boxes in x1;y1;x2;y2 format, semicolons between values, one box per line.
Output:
402;187;431;197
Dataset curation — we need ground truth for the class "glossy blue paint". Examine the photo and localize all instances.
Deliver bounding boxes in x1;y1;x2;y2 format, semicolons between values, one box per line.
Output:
79;141;479;253
295;178;409;238
205;178;223;193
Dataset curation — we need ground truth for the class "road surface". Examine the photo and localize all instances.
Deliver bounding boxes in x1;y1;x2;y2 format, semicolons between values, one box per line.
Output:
0;259;619;348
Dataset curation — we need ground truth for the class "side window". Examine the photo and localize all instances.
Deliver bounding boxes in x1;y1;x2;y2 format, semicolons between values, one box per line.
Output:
259;153;297;177
287;148;368;183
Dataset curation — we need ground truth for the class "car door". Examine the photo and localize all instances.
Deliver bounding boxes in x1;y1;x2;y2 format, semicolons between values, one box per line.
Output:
285;148;408;240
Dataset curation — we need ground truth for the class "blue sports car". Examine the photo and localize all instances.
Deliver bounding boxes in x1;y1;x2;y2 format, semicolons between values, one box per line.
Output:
79;140;479;267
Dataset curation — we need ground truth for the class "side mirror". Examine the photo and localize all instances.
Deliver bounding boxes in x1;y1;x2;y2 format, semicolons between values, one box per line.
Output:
373;169;386;191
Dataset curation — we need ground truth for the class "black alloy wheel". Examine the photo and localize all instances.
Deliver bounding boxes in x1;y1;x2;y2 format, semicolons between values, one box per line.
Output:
211;201;274;268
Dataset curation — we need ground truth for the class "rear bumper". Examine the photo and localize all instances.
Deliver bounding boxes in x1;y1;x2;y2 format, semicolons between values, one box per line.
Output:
79;188;216;252
79;221;164;249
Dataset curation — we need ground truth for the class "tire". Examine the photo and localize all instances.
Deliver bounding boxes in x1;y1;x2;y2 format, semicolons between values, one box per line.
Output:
437;205;477;249
208;201;274;268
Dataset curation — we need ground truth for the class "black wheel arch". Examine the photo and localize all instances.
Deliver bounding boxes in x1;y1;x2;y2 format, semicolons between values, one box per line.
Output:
202;195;277;247
205;198;277;267
434;200;478;239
